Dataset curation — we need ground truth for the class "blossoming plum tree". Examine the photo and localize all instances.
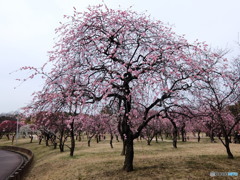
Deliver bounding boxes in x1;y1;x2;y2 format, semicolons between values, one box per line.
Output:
192;60;240;158
21;5;225;171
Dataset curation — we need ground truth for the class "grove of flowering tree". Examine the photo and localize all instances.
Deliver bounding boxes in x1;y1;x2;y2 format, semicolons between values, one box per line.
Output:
0;120;22;143
20;5;236;172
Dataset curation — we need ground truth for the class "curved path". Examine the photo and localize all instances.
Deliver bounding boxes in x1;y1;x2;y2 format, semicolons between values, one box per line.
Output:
0;150;24;180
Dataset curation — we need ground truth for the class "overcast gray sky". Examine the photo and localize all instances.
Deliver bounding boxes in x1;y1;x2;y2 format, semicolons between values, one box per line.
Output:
0;0;240;114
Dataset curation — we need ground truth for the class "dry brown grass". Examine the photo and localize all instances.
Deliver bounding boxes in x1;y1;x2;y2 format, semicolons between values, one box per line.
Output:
1;137;240;180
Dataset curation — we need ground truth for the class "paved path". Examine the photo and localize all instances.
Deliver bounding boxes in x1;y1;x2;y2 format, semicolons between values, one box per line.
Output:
0;150;24;180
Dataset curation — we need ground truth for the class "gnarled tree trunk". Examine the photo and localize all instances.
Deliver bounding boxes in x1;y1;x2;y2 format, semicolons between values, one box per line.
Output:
123;132;134;172
121;140;126;155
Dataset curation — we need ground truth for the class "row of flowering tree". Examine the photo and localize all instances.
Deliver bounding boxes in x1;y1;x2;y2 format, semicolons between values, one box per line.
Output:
19;4;240;172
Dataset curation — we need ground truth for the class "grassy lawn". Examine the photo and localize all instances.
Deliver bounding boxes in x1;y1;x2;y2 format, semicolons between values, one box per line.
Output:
1;136;240;180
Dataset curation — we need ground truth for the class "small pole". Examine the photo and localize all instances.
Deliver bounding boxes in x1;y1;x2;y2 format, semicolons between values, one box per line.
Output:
16;118;19;144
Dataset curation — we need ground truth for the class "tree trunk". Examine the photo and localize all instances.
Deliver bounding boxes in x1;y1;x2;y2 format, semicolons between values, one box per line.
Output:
223;134;234;159
110;134;114;148
70;136;75;156
87;133;93;147
78;132;82;142
173;136;177;148
53;142;57;149
120;90;134;172
39;136;42;145
95;135;99;143
59;131;64;152
29;133;33;143
6;134;10;140
218;125;234;159
45;135;49;146
181;131;185;142
219;135;234;159
88;139;91;147
229;135;232;143
116;135;119;142
197;131;201;142
59;144;64;152
210;129;215;143
210;135;215;143
70;122;75;157
225;143;234;159
30;136;33;143
181;123;186;142
51;135;57;148
123;134;134;172
172;123;178;148
147;139;151;145
155;133;158;143
11;134;15;145
121;140;126;155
